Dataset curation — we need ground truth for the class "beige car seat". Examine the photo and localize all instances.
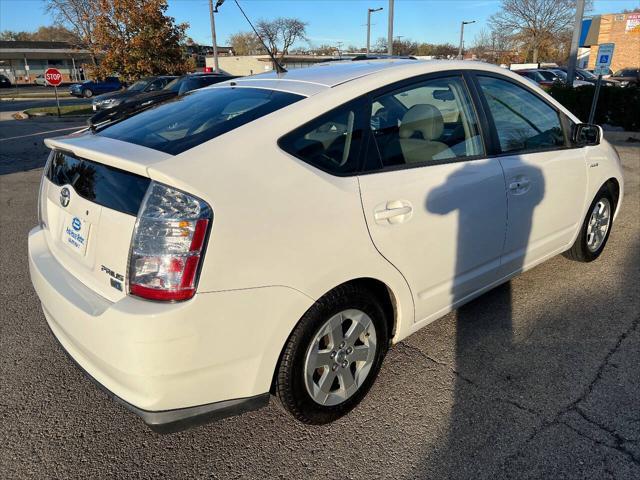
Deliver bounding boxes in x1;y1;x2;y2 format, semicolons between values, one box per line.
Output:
398;104;455;163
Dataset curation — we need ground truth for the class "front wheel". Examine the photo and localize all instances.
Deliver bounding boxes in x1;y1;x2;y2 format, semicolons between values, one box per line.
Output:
275;284;389;424
83;88;93;98
564;188;614;262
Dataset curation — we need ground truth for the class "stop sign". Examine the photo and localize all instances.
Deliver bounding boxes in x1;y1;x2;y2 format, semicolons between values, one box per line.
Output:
45;68;63;87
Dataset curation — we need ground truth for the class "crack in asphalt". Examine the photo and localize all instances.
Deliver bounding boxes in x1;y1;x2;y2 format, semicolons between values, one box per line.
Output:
574;406;635;445
562;420;640;465
393;314;640;469
500;315;640;467
396;342;543;417
396;341;474;385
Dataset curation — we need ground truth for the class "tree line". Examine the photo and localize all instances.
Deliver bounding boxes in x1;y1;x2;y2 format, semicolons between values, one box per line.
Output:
4;0;639;81
227;0;595;63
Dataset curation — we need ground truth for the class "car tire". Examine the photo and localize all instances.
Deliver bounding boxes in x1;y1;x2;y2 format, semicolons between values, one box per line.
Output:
83;89;93;98
564;188;614;262
275;283;389;424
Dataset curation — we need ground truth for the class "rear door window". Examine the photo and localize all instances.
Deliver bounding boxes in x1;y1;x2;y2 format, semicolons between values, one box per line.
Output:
98;87;303;155
278;99;367;175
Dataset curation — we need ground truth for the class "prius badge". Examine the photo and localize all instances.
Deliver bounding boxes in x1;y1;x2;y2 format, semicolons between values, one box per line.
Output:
60;187;70;207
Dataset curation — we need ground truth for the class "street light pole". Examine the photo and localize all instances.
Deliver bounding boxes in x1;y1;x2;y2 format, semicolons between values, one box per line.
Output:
387;0;394;55
458;20;476;60
208;0;220;73
366;7;383;54
566;0;586;87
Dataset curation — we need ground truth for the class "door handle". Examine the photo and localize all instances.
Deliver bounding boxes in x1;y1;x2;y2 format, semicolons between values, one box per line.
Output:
509;177;530;193
374;201;413;224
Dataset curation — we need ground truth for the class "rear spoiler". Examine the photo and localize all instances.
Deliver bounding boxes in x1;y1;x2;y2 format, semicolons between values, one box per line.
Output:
44;134;172;178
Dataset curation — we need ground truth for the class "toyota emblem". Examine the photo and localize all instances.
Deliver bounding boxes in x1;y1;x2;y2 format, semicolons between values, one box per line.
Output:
60;187;70;207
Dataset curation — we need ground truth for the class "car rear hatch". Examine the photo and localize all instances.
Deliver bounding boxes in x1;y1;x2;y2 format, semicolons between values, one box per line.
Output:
40;133;171;302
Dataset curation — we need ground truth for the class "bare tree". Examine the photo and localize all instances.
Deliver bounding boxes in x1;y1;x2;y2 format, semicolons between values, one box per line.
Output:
255;19;279;56
470;29;493;59
492;31;520;65
278;18;306;57
372;37;387;53
489;0;591;63
45;0;99;63
255;17;307;59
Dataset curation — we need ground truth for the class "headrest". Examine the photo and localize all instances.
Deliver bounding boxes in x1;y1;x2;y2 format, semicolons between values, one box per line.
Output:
399;104;444;141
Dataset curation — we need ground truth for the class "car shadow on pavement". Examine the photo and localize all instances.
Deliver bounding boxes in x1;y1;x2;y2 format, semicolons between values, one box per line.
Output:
420;159;545;479
407;141;640;478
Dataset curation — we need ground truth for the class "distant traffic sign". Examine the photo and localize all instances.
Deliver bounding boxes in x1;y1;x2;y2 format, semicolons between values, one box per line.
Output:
594;43;615;76
45;68;63;87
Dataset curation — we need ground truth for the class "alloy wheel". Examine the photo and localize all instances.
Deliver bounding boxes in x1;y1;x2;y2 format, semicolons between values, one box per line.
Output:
586;198;611;252
303;309;377;406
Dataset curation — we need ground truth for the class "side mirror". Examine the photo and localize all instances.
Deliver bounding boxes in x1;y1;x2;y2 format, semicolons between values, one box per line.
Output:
573;123;601;146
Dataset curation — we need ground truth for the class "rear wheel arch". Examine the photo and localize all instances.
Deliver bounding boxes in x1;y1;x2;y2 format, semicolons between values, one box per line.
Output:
269;277;398;394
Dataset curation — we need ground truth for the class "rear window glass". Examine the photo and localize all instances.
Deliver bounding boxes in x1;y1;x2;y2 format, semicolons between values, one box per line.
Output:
98;87;303;155
46;151;150;216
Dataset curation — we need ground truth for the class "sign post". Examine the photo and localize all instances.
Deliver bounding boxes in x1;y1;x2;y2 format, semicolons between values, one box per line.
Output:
44;68;63;117
589;43;615;124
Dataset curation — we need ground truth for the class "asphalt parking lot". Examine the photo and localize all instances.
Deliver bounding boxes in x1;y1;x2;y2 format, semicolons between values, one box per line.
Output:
1;118;638;479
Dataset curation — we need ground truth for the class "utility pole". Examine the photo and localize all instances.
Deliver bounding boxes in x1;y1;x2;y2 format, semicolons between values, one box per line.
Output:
458;20;476;60
566;0;586;87
367;7;383;54
387;0;394;56
208;0;220;73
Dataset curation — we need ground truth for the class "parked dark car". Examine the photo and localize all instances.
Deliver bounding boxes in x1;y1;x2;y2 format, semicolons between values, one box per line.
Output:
69;77;123;98
587;67;613;78
89;73;236;126
91;75;177;111
514;69;561;89
0;74;12;88
547;67;619;87
609;68;640;87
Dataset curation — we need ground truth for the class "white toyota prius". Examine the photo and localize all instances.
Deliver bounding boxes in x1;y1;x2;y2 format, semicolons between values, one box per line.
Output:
29;60;624;432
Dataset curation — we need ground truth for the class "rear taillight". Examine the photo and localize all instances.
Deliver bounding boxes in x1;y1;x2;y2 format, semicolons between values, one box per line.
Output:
38;151;53;228
128;181;212;302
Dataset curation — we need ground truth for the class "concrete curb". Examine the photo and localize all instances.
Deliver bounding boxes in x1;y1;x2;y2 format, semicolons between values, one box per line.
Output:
23;112;91;119
1;96;75;101
8;110;90;121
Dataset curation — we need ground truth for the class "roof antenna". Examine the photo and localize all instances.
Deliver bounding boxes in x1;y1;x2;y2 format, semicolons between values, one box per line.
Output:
227;0;287;74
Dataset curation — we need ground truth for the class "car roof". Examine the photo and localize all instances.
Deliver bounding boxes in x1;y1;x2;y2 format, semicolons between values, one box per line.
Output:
241;59;416;87
139;75;175;80
220;59;518;97
220;59;425;96
187;72;233;77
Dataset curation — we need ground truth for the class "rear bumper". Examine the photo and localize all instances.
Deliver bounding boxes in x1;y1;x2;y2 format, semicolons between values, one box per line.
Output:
48;319;269;433
28;226;313;431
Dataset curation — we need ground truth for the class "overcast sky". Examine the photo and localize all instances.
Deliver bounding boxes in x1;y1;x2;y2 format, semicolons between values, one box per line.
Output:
1;0;639;48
